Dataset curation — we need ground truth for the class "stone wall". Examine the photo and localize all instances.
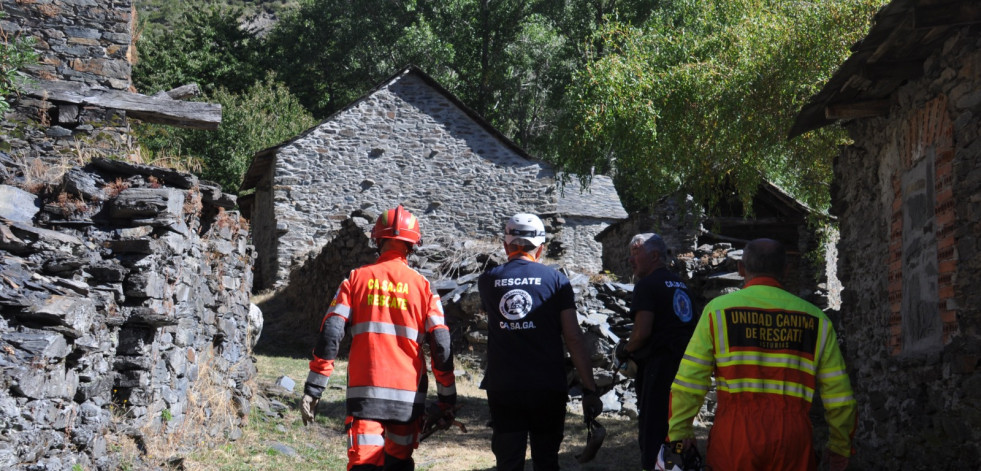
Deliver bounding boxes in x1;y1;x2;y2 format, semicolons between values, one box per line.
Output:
253;70;558;291
552;215;609;274
598;195;703;281
1;0;135;164
832;28;981;468
0;159;256;470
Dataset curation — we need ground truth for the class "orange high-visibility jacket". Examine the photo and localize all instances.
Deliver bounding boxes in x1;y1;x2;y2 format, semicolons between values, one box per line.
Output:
668;277;856;470
309;250;455;422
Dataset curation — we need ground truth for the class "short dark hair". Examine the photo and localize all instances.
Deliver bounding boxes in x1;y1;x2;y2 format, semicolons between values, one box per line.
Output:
742;238;786;278
505;240;538;255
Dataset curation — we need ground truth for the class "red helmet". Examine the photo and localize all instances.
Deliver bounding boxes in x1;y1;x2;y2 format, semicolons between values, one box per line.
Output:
371;205;422;245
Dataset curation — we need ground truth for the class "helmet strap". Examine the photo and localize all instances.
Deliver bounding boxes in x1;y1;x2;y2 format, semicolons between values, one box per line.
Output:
505;243;542;262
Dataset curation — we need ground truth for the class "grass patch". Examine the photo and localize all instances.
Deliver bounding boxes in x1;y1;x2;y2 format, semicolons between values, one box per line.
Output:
183;353;658;470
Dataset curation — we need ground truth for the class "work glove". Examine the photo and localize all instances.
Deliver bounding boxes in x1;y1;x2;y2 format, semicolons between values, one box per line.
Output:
422;401;456;434
581;388;603;422
301;394;320;426
822;449;849;471
614;340;630;362
301;372;329;426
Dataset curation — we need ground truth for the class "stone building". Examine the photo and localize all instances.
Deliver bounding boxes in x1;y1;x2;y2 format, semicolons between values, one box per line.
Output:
790;0;981;466
240;65;626;291
553;174;628;273
597;180;823;298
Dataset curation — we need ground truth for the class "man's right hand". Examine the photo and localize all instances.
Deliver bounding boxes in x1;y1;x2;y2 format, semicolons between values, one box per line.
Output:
614;340;630;362
301;394;320;426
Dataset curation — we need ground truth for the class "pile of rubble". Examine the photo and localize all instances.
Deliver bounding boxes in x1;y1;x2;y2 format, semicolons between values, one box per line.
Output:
0;157;257;470
421;241;748;423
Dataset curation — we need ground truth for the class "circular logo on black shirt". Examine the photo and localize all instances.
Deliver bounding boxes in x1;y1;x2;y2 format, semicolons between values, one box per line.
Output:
673;290;693;322
499;289;533;321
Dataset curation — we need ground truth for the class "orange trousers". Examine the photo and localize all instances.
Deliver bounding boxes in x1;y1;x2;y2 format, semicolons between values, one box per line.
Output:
706;394;817;471
346;416;420;470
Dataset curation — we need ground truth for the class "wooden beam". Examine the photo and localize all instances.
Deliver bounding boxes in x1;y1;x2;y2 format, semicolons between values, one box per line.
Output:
704;217;804;227
865;60;924;81
825;99;891;120
915;3;981;29
23;80;221;130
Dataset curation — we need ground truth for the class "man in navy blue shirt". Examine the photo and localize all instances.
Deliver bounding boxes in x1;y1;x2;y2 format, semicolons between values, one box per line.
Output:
478;213;602;471
615;233;697;471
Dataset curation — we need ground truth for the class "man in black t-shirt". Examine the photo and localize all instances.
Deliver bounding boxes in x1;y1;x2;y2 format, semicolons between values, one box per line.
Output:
616;233;696;471
478;213;602;471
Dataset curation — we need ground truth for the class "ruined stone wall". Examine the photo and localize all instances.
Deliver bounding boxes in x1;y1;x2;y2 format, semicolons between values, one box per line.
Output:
0;159;255;470
552;216;608;274
259;71;557;290
833;28;981;468
1;0;135;163
598;195;703;282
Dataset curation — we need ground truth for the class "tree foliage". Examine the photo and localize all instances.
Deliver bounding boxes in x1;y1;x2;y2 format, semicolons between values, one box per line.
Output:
0;12;38;115
134;3;263;96
555;0;885;213
129;0;885;211
134;73;317;193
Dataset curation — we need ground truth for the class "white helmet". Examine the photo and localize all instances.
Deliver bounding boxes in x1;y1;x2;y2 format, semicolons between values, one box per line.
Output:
504;213;546;247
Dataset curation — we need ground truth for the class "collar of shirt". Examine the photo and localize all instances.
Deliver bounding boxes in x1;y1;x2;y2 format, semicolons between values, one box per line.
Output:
744;276;783;289
376;249;408;264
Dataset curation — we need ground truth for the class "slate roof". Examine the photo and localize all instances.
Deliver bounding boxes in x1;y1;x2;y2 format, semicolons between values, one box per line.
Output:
557;174;628;220
240;65;539;192
790;0;981;137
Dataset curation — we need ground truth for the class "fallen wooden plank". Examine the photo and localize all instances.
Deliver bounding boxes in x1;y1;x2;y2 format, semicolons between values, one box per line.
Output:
22;80;221;130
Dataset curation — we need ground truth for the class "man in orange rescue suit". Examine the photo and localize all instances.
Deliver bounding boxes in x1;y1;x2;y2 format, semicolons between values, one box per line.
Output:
301;205;456;471
477;213;602;471
665;238;856;471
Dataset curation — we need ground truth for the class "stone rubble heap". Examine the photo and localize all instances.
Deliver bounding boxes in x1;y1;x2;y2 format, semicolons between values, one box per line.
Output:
430;242;747;423
0;157;257;470
259;213;831;425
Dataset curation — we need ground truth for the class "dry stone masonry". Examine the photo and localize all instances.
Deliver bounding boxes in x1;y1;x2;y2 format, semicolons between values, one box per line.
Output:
0;158;257;470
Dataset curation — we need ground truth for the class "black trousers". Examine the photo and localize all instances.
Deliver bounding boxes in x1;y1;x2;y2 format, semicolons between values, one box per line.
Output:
635;352;684;470
486;389;567;471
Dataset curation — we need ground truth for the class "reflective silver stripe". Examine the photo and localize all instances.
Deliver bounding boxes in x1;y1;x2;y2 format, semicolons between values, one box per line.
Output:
714;309;727;354
817;318;829;361
349;386;419;403
355;433;385;447
426;315;446;331
437;383;456;396
673;377;711;392
433;296;444;314
327;303;351;319
817;368;847;379
351;321;419;342
306;371;329;387
386;431;416;446
682;353;713;367
717;378;814;400
823;394;855;405
718;354;815;374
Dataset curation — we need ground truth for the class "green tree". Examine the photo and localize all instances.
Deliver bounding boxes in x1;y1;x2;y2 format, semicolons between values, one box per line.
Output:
133;3;262;96
0;12;38;115
135;73;317;194
262;0;430;116
555;0;885;213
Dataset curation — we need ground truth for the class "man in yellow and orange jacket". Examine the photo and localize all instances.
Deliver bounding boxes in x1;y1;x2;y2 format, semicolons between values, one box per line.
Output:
666;238;856;471
301;205;456;471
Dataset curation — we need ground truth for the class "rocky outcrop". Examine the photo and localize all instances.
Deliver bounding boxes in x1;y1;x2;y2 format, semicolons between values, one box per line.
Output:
0;158;256;470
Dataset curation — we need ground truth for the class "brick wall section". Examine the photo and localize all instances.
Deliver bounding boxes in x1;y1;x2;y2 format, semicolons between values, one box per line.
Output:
833;28;981;468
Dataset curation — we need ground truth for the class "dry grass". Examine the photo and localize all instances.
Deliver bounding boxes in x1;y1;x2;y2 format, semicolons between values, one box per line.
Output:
178;352;699;471
10;151;81;193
